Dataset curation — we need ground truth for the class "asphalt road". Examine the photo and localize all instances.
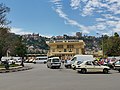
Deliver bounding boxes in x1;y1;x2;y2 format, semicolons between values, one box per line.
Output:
0;63;120;90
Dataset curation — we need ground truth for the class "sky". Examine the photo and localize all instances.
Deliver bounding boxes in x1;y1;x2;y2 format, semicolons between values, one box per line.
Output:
1;0;120;37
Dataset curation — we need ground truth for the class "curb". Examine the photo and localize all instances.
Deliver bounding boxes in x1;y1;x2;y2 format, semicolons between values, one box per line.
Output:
0;66;33;73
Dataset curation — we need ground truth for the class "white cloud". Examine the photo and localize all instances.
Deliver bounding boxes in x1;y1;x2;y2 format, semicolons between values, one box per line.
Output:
96;24;106;30
102;14;120;21
50;0;61;3
113;21;120;32
96;18;106;22
70;0;81;9
69;32;76;36
70;0;120;17
10;27;53;38
55;8;68;19
10;27;32;35
55;6;91;34
51;0;120;36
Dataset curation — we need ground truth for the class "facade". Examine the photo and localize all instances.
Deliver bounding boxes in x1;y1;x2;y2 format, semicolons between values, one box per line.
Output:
46;40;85;60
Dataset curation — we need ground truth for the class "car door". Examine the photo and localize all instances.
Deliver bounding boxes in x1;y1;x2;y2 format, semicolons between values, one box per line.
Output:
114;60;120;70
92;61;103;72
85;61;94;72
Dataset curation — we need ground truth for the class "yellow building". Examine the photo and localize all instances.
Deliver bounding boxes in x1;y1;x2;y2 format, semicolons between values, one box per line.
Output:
46;40;85;60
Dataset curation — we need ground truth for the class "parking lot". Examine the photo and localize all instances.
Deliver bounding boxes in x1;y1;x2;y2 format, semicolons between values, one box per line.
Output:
0;63;120;90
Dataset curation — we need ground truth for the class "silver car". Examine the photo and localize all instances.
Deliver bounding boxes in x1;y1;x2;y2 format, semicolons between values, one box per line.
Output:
47;57;61;69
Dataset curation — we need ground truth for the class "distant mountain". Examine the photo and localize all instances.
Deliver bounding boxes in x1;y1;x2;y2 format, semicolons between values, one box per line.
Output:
21;33;102;54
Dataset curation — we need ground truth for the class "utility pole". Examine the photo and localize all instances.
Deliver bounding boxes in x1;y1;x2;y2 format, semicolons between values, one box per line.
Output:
102;35;104;57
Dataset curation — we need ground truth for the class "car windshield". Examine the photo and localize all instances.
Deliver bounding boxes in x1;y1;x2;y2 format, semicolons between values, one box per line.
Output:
77;61;82;65
92;61;100;66
65;60;71;63
115;60;120;65
52;59;59;62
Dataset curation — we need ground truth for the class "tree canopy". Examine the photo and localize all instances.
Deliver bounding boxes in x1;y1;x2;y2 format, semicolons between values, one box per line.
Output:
103;32;120;56
0;3;10;27
0;3;27;61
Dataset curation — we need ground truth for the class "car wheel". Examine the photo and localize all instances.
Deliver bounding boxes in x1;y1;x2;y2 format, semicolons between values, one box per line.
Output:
73;66;76;70
68;65;71;68
47;65;49;68
77;70;81;73
33;62;36;64
81;68;86;74
65;66;68;68
118;69;120;72
103;69;108;74
50;66;53;69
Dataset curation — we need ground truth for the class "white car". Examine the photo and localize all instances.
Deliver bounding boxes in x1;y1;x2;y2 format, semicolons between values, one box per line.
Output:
47;57;61;69
113;60;120;72
71;61;82;70
76;60;110;74
71;55;94;70
64;60;72;68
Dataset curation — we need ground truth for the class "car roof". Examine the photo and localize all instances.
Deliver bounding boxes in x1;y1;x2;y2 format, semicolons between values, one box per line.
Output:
49;57;60;59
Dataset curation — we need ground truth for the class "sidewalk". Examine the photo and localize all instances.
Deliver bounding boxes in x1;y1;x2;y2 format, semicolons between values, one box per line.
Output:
0;65;33;73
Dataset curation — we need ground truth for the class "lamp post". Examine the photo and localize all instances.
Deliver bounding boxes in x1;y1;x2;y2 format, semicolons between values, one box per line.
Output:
102;35;104;57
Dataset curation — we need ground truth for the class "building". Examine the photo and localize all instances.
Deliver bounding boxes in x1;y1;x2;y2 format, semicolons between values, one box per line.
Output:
76;32;82;38
46;40;85;60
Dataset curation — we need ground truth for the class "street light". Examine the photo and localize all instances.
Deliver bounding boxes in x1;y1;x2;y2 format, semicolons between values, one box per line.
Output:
102;35;104;57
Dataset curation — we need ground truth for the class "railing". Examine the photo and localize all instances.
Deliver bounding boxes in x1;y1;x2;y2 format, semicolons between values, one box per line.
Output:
47;40;83;43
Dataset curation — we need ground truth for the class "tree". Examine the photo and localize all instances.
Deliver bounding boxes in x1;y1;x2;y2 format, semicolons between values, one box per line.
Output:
0;3;10;27
0;27;10;60
0;3;27;64
114;32;119;37
13;36;27;66
15;36;27;58
0;3;10;61
104;32;120;56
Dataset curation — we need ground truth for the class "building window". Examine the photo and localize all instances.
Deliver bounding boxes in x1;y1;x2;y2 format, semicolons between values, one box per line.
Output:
57;45;63;48
67;45;74;48
64;49;67;52
52;49;55;52
76;49;79;54
69;49;72;52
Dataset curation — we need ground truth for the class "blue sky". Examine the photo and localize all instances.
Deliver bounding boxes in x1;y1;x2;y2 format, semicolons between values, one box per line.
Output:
1;0;120;37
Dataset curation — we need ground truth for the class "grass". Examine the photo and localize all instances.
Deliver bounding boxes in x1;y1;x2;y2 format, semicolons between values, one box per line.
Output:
0;64;20;68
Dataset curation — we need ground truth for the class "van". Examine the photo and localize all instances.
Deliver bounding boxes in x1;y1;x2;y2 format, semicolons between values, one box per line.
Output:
33;56;48;64
71;55;94;70
47;57;61;69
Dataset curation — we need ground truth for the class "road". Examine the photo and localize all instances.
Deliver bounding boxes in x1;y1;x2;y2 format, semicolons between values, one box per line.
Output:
0;63;120;90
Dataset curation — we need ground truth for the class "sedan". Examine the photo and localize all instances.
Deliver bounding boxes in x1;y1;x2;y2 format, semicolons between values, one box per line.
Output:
76;60;110;74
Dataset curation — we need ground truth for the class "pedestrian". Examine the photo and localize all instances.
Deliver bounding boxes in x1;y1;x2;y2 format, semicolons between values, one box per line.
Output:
20;59;24;67
4;59;9;70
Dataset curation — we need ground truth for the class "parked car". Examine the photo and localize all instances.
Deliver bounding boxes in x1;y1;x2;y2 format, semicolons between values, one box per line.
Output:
47;57;61;69
9;59;16;64
64;60;72;68
76;60;110;74
71;55;94;70
113;60;120;72
1;57;16;65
